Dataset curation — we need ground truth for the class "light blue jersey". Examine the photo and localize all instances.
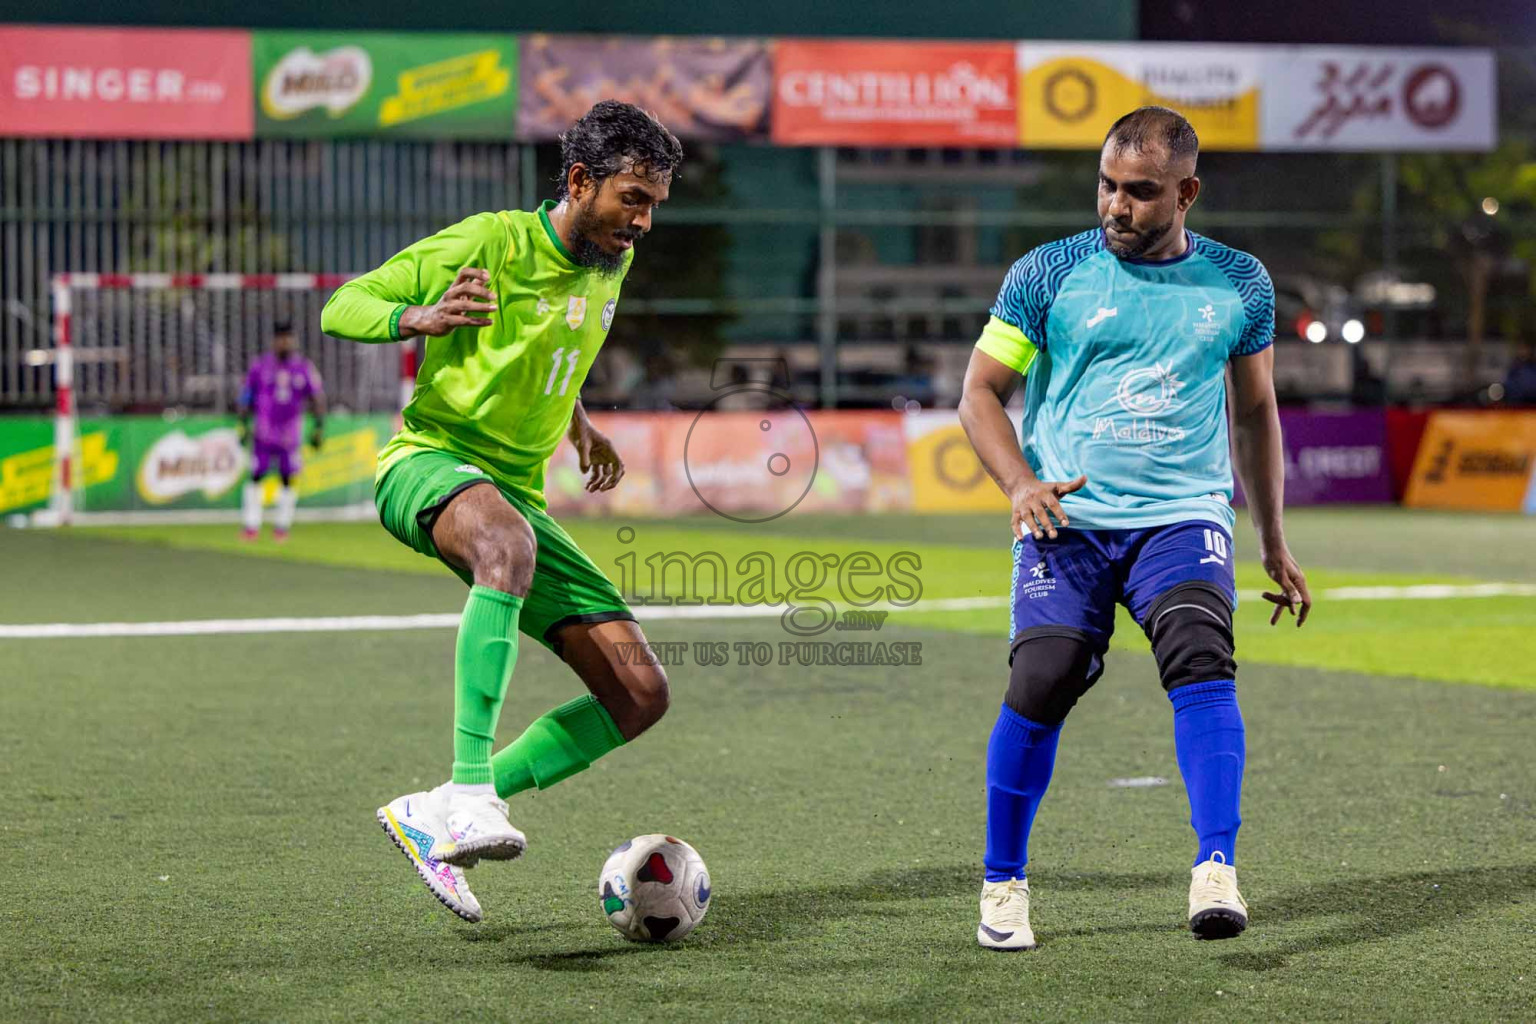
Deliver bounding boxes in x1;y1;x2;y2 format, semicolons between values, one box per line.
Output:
978;228;1275;532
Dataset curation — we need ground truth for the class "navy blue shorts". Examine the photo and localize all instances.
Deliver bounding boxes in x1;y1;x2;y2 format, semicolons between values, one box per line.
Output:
1009;520;1237;670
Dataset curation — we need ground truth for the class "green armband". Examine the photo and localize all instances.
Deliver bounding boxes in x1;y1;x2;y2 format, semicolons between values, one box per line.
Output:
388;304;409;341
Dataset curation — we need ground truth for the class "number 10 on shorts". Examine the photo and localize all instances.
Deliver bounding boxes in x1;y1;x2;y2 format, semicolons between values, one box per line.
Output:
1200;528;1229;566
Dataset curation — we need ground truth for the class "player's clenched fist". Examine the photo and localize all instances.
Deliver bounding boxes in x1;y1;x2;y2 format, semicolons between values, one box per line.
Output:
1009;474;1087;542
398;267;498;337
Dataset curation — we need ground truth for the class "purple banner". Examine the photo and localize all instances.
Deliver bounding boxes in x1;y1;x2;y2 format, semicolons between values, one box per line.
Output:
1234;409;1393;506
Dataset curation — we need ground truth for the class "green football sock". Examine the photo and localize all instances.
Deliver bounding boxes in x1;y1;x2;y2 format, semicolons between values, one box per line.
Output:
491;694;626;798
451;586;523;785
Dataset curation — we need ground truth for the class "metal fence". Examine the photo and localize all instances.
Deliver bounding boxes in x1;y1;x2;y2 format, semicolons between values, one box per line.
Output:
4;133;1532;412
1;138;533;411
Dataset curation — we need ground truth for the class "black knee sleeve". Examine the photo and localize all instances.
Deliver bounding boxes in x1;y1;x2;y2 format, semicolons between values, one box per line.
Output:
1005;632;1102;725
1144;583;1236;692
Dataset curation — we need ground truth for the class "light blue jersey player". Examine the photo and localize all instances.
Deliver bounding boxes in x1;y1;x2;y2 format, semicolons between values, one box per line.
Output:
958;107;1313;951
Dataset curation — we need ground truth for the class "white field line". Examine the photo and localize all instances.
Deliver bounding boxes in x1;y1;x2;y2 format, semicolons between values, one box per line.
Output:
0;585;1532;640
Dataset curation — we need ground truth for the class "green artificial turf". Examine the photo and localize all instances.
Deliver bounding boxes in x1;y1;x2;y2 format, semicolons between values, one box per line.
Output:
1;510;1533;1021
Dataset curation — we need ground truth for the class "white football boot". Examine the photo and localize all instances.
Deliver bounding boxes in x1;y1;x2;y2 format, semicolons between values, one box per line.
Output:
1188;852;1249;939
977;878;1039;951
376;786;482;923
439;789;527;868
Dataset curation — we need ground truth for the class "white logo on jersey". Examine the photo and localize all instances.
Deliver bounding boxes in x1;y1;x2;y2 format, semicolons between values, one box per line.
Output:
1194;300;1223;337
536;297;551;316
602;298;616;331
453;464;486;476
566;296;587;330
1114;362;1185;416
1086;306;1118;328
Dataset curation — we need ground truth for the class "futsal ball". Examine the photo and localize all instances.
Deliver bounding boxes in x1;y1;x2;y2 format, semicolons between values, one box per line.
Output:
598;834;711;942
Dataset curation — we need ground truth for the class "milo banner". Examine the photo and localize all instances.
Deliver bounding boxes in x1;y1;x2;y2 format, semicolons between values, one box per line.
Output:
0;414;393;518
254;32;517;139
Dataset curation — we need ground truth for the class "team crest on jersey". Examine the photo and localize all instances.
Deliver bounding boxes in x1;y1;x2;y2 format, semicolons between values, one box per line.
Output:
1194;301;1223;338
602;298;616;331
566;296;587;330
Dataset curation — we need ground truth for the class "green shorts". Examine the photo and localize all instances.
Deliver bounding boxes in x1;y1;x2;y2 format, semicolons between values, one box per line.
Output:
375;448;634;652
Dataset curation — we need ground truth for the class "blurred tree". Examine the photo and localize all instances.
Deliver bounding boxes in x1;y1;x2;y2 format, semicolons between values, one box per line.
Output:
1322;45;1536;362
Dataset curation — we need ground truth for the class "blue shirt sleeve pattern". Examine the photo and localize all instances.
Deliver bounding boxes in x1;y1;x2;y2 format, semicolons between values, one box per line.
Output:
988;229;1102;352
1197;235;1276;357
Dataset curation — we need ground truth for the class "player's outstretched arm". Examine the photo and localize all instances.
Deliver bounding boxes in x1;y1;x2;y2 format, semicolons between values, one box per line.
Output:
320;213;507;342
1231;348;1311;626
567;400;625;493
959;347;1085;542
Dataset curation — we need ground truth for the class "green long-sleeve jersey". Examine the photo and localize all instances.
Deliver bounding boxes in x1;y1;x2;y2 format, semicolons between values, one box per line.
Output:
321;200;632;508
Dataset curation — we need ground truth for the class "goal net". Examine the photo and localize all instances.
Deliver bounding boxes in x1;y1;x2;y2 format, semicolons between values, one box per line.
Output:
30;272;413;527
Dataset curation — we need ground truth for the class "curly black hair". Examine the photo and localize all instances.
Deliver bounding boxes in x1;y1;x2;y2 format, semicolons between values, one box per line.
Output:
556;100;684;200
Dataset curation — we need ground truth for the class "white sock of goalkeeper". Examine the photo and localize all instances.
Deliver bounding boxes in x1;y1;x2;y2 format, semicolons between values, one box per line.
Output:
241;481;262;532
275;485;298;532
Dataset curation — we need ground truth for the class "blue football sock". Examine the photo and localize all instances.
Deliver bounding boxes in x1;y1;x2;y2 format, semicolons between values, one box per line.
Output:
984;705;1062;882
1169;679;1245;866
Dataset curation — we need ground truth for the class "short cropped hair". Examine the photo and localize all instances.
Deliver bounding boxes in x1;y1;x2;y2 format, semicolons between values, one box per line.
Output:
1104;106;1199;166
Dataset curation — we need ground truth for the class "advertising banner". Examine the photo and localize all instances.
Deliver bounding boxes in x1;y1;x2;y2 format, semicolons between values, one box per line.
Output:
518;35;770;142
0;26;253;140
255;31;516;139
0;414;391;518
1405;411;1536;512
903;410;1018;513
543;410;909;519
1017;43;1263;151
1262;47;1495;152
772;39;1017;147
1232;410;1393;506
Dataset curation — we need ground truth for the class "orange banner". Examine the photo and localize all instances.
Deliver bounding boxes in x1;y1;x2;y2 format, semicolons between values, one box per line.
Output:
772;39;1017;147
543;410;910;519
1404;411;1536;512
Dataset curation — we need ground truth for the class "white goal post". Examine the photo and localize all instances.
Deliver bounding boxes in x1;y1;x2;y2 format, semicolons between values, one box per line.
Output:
42;272;416;526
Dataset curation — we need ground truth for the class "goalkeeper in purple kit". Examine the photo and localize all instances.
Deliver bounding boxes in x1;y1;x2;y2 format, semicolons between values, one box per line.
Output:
238;321;325;542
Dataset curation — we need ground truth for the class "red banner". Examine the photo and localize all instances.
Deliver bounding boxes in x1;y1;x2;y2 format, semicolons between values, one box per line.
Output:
0;26;253;139
772;39;1017;147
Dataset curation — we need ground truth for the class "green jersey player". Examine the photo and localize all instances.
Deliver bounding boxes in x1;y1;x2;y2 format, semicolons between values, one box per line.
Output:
320;101;682;923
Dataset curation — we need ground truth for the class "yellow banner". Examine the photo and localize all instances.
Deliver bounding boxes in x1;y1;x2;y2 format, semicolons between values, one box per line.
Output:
1018;43;1262;151
1405;411;1536;512
904;412;1011;513
0;431;118;514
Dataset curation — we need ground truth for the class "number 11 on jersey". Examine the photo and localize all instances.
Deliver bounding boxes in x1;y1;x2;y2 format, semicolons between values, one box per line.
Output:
544;348;581;396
